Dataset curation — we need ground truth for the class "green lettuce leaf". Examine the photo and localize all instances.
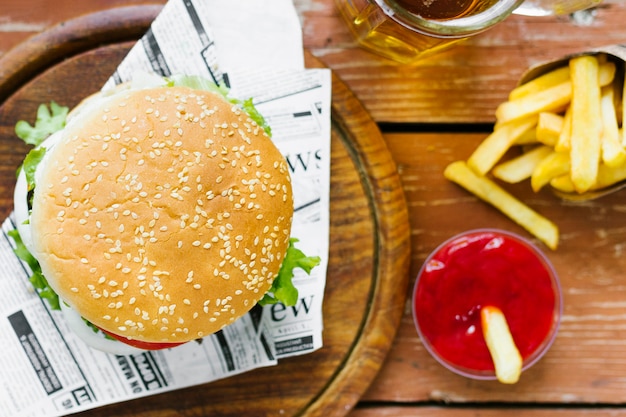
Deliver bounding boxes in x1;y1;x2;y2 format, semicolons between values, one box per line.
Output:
22;147;46;192
15;101;66;210
168;74;230;97
9;232;110;337
9;231;108;334
259;238;321;307
21;147;47;213
168;74;272;136
239;97;272;137
7;229;60;311
15;101;68;146
82;318;116;339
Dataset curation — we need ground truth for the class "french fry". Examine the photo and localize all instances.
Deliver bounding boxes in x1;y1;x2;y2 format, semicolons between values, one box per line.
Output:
481;306;523;384
599;60;618;86
509;65;570;101
600;84;626;167
492;145;553;183
467;116;538;175
444;161;559;250
510;59;616;101
617;87;624;128
495;82;572;125
515;127;539;145
530;151;570;192
445;53;626;248
536;112;564;146
569;55;603;193
554;106;572;153
580;161;626;190
622;67;626;146
497;60;616;125
594;162;626;189
551;161;626;194
549;175;576;193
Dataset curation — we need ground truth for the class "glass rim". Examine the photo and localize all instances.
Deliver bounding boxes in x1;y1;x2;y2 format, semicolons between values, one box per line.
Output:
411;228;563;380
374;0;525;37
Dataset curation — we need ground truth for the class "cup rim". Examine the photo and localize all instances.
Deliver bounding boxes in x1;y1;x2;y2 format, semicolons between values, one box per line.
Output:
375;0;525;37
412;228;563;380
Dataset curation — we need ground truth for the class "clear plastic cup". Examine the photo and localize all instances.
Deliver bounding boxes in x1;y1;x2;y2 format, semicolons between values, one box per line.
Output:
412;229;562;379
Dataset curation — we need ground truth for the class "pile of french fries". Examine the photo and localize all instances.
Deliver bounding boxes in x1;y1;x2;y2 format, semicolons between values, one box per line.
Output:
445;53;625;250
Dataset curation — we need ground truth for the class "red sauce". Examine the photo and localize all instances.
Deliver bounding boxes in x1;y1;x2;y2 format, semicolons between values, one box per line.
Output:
413;230;559;374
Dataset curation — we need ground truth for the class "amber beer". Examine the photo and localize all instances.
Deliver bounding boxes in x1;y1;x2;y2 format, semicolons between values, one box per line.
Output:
336;0;523;63
395;0;499;19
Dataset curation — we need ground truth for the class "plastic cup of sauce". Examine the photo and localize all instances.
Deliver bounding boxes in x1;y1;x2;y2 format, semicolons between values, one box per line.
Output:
412;229;562;380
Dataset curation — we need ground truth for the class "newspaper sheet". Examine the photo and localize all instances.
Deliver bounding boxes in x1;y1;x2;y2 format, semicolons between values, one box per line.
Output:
0;0;331;415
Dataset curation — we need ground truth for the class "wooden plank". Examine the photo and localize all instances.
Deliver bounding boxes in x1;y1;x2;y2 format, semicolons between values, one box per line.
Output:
350;406;626;416
0;0;165;57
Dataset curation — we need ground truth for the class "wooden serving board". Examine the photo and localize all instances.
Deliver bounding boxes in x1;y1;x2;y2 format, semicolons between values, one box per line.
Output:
0;5;411;417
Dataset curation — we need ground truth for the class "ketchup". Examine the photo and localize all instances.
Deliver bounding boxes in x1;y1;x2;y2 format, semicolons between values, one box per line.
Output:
413;230;560;375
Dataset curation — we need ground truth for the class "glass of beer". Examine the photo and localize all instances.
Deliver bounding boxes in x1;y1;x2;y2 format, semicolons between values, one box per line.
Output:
336;0;525;63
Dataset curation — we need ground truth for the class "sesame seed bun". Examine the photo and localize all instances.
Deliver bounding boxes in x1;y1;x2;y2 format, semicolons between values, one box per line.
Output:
29;85;293;344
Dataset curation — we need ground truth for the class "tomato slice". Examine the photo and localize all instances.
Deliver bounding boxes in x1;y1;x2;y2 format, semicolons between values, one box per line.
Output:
99;328;185;350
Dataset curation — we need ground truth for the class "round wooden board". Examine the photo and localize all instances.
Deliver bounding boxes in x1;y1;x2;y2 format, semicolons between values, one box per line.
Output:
0;5;411;417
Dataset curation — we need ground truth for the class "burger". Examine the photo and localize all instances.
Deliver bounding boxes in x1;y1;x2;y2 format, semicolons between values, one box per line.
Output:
11;74;320;353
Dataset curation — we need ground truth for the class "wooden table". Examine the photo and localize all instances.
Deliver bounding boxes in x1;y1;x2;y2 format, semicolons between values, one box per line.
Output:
3;0;626;416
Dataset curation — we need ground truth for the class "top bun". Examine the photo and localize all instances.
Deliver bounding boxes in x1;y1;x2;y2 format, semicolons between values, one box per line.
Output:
29;85;293;343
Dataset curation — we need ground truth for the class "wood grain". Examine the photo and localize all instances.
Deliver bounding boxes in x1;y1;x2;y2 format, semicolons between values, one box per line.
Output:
351;407;626;416
0;5;164;104
357;132;626;406
0;6;410;417
5;0;626;415
6;0;626;125
0;0;167;58
298;0;626;124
